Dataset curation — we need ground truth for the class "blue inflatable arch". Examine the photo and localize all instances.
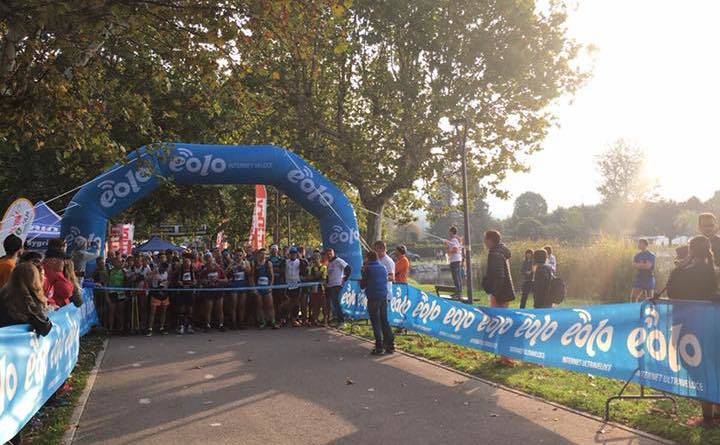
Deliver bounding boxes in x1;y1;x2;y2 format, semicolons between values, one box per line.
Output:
60;144;363;278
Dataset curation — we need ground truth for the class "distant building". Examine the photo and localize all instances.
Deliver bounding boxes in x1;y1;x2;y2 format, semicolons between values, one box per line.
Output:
632;235;670;246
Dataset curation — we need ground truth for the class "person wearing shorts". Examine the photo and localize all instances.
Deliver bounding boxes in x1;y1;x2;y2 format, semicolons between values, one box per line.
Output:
106;256;127;334
282;247;307;327
172;256;196;334
631;238;656;302
199;253;227;332
226;251;251;329
253;248;279;329
268;245;286;322
147;262;170;336
324;248;351;328
307;253;328;326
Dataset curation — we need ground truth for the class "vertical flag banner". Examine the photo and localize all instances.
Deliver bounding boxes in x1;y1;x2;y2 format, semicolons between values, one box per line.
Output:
0;198;35;255
249;185;267;251
108;223;134;255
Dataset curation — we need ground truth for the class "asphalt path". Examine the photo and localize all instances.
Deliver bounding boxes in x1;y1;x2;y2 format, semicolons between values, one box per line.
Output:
72;327;665;445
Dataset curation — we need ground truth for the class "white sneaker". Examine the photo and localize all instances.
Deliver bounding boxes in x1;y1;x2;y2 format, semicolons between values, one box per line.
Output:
177;325;185;335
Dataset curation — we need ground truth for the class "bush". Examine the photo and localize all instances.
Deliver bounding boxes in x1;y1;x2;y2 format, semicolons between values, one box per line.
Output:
477;237;674;303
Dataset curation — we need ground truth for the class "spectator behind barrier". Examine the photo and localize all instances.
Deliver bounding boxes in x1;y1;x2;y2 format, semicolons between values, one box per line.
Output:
0;262;52;335
666;235;719;428
0;234;23;287
71;236;99;278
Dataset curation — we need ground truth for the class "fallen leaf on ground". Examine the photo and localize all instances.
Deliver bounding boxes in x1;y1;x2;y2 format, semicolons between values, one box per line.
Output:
138;398;151;405
489;413;498;417
368;388;375;392
346;378;354;385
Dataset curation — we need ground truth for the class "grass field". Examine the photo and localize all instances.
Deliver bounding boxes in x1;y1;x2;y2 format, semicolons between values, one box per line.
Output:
17;333;106;445
348;282;719;444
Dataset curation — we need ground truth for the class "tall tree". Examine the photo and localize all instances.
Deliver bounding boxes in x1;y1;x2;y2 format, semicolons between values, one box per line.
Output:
512;191;548;220
596;139;656;204
258;0;586;243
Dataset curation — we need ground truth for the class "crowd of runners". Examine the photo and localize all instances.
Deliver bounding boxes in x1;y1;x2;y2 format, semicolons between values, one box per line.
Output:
88;244;359;336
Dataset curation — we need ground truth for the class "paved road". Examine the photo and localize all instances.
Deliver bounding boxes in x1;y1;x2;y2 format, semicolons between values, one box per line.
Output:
73;327;664;445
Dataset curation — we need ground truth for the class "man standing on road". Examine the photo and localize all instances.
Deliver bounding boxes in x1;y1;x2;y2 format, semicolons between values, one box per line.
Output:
445;226;463;297
324;248;351;329
361;251;395;355
373;240;395;300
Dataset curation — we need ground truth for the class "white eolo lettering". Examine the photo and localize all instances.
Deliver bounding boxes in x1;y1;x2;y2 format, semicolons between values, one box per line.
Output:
0;354;19;416
476;313;513;338
412;295;442;324
626;323;702;373
169;148;227;176
287;166;335;207
443;306;475;333
514;314;559;347
328;225;360;245
98;167;152;208
390;293;412;315
561;311;613;357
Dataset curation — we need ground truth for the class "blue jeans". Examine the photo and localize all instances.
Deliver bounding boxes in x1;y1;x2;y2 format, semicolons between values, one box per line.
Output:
327;286;344;323
367;299;394;350
450;261;463;295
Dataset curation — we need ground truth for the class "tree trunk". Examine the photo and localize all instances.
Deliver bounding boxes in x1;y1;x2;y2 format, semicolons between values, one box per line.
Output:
362;199;385;245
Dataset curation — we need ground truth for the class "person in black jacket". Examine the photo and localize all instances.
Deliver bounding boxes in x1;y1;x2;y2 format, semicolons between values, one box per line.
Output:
0;262;53;335
481;230;515;307
481;230;515;366
667;236;718;302
519;249;534;309
531;249;554;309
666;235;718;428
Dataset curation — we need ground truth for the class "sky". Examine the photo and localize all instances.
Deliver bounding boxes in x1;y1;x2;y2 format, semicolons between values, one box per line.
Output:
487;0;720;218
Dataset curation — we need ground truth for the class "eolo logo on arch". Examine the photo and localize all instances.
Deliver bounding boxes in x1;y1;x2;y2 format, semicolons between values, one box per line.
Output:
169;148;227;176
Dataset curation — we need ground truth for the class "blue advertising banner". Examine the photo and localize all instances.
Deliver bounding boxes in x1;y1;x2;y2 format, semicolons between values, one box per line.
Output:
340;281;720;404
0;288;98;443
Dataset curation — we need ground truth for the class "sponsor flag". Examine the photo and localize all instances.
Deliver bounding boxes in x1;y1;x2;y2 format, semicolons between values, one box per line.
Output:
249;185;267;251
109;223;134;255
0;198;35;255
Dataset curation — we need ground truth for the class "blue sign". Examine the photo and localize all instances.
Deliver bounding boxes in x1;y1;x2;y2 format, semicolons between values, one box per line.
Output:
60;145;363;278
0;288;98;443
340;281;720;404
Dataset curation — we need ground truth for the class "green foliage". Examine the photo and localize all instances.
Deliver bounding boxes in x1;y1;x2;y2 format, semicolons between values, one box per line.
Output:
596;139;657;204
485;237;674;302
512;191;548;219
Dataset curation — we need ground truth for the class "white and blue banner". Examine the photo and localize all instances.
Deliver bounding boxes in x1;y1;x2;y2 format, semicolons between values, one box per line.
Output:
340;281;719;404
0;288;98;443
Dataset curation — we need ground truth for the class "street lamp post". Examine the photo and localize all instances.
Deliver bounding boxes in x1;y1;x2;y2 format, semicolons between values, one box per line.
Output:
457;121;474;304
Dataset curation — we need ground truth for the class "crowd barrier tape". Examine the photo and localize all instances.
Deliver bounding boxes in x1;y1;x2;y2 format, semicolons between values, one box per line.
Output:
0;288;99;443
90;281;323;293
339;280;720;404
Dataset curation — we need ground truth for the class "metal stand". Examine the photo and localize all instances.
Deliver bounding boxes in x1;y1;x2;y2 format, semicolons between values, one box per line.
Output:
604;368;677;421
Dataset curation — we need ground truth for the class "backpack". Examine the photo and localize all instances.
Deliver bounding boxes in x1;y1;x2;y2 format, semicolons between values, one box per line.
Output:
550;277;566;304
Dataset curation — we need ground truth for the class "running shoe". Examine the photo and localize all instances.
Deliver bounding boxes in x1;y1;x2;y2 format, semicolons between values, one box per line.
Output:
186;324;195;334
270;320;280;330
160;328;169;336
259;321;267;329
203;324;211;333
177;325;185;335
218;324;226;332
145;329;153;337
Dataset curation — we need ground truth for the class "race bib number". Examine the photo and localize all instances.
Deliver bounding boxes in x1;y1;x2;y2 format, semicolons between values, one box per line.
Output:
288;281;299;290
208;272;219;280
182;272;192;282
234;271;245;281
257;276;269;286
